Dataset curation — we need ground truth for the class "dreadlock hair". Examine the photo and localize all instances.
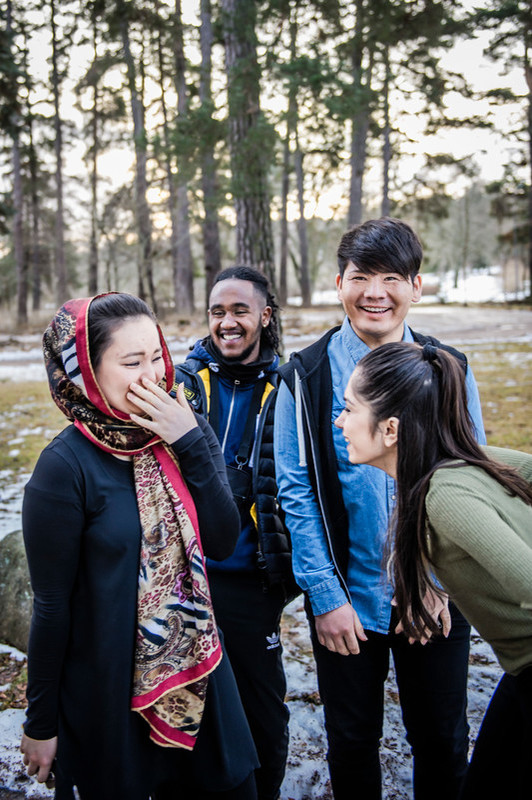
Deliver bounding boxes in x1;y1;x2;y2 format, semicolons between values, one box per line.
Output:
212;266;282;355
352;340;532;640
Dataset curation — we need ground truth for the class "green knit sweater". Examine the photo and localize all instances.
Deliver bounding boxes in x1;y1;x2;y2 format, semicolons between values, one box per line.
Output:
426;446;532;676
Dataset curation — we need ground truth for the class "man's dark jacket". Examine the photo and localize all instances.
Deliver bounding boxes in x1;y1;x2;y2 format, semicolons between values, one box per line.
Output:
174;343;299;601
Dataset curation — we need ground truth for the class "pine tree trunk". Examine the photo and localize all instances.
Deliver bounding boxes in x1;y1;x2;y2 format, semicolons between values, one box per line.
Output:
278;134;290;306
13;131;26;326
348;0;372;227
117;1;156;312
88;22;100;296
294;134;311;307
526;48;532;298
289;12;310;306
6;0;27;326
20;31;42;312
155;25;181;312
28;126;42;312
381;54;391;218
199;0;221;306
173;0;194;314
50;0;67;305
221;0;276;286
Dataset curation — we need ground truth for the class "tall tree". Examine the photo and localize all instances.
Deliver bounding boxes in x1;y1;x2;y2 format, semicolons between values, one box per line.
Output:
381;49;391;217
19;20;46;312
111;0;157;311
288;6;311;306
76;4;127;295
152;2;183;314
344;0;375;225
49;0;69;305
76;3;127;296
199;0;222;303
265;0;340;301
220;0;276;284
4;0;26;325
475;0;532;298
171;0;194;313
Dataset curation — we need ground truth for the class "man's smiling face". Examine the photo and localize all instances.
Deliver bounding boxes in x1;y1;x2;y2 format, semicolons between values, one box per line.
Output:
208;278;272;363
336;263;422;349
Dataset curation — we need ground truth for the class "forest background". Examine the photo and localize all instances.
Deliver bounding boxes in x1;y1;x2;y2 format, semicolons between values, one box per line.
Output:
0;0;531;326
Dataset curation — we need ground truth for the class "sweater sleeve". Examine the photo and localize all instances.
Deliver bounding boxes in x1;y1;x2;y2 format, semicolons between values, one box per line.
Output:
171;413;240;561
22;446;85;740
426;475;532;608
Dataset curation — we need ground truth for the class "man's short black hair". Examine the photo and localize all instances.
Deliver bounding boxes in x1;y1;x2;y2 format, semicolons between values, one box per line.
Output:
337;217;423;281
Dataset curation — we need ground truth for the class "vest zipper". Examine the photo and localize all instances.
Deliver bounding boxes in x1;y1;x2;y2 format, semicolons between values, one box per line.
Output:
220;379;239;454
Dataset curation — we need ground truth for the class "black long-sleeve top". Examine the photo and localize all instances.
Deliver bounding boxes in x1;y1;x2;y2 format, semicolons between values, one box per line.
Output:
22;415;243;796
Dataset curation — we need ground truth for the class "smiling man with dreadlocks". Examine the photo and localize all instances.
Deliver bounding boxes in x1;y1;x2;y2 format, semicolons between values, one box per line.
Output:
174;266;298;800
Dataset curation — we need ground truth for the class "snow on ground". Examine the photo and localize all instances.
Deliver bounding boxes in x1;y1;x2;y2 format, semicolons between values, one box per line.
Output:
0;604;502;800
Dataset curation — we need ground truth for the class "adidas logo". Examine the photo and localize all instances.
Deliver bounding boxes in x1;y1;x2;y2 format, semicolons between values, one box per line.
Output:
266;632;280;650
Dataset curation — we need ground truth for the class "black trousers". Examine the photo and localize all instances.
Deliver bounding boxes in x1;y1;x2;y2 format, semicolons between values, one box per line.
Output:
309;602;471;800
208;571;290;800
153;772;257;800
459;665;532;800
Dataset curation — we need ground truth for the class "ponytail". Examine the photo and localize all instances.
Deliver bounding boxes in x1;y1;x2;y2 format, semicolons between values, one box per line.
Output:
355;341;532;639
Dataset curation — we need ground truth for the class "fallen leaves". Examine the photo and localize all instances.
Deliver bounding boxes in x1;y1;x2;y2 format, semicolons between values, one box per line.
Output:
0;654;27;711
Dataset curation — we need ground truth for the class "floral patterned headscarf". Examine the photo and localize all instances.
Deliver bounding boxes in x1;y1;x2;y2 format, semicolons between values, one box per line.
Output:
43;294;222;749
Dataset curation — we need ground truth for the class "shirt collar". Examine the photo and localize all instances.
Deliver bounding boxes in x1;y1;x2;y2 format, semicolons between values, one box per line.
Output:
340;316;413;363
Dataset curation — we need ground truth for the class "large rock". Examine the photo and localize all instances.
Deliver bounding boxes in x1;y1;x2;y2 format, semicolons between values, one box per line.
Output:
0;531;32;652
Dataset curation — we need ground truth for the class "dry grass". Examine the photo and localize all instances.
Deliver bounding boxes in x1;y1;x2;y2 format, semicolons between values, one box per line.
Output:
0;382;66;475
463;342;532;450
0;316;530;484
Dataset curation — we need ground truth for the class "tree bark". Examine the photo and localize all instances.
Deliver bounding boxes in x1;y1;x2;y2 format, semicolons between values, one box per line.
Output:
6;0;27;326
220;0;276;285
50;0;67;305
381;52;391;218
289;10;310;306
155;21;181;312
525;36;532;298
88;20;99;296
172;0;194;314
348;0;372;227
279;134;290;306
199;0;221;306
117;0;156;312
28;118;42;311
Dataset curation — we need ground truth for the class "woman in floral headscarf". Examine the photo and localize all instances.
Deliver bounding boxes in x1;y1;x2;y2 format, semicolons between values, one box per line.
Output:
20;293;258;800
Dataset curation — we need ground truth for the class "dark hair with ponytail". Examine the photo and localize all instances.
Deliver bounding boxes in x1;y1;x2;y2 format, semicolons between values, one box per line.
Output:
212;266;281;355
88;293;157;370
353;341;532;639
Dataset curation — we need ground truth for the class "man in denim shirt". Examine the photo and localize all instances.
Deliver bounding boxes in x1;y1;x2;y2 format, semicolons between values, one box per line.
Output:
274;218;486;799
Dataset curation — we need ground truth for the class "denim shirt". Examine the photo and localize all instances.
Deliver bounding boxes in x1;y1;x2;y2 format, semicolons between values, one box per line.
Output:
274;317;486;634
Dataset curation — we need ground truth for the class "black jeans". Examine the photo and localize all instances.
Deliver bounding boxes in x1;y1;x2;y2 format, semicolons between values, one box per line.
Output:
208;571;289;800
309;602;470;800
459;665;532;799
153;772;257;800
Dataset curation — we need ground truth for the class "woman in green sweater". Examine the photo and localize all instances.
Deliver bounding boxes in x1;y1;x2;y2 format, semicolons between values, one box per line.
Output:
335;340;532;800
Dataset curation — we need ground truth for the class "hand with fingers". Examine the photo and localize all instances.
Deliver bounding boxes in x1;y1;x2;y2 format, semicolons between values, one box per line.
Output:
128;380;198;444
315;602;368;656
394;588;452;645
20;733;57;785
